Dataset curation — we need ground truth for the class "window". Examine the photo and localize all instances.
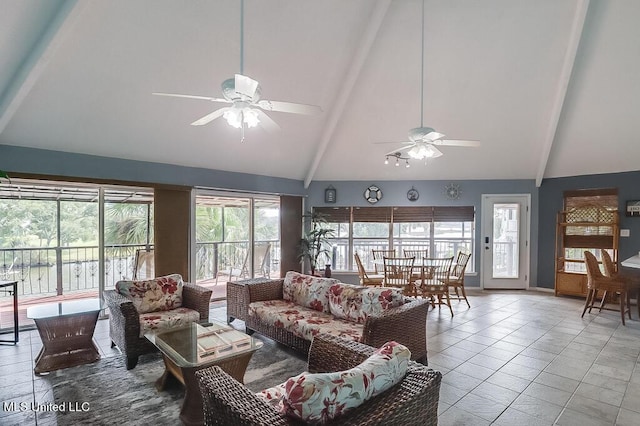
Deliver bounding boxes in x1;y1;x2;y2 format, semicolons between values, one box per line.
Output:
315;206;475;272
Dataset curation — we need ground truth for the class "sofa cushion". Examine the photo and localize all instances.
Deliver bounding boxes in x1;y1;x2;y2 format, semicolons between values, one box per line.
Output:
282;271;339;313
329;283;404;324
281;341;411;423
139;307;200;337
249;300;364;343
116;274;183;314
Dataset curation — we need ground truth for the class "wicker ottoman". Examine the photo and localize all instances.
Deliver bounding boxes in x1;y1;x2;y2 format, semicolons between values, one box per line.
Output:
227;277;272;323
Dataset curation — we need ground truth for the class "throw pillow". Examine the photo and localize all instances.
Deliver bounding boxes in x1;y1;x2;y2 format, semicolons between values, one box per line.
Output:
281;341;410;423
329;284;404;324
282;271;338;313
115;273;183;314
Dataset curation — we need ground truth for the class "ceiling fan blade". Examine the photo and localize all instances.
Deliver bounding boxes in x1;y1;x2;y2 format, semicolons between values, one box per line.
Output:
190;107;230;126
424;131;446;141
373;141;413;145
434;139;481;147
430;145;444;157
256;99;322;115
235;74;259;98
384;145;414;156
255;110;280;133
152;92;230;103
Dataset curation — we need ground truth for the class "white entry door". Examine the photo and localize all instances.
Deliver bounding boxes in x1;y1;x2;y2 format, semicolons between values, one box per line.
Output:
481;195;530;289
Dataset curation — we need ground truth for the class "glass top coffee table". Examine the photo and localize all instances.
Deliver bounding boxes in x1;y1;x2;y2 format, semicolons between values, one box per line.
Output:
27;298;103;374
146;321;263;426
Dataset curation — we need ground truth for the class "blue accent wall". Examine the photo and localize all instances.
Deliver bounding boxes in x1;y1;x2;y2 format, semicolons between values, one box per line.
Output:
0;145;306;195
537;170;640;289
307;179;539;288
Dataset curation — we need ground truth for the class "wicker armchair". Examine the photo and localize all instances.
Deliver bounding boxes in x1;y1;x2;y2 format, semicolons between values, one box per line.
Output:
196;334;442;426
104;282;212;369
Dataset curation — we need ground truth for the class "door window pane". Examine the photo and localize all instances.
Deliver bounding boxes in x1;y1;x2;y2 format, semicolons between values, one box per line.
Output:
493;203;519;278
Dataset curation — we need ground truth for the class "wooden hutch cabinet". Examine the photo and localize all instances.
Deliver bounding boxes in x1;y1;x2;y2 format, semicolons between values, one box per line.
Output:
555;204;619;297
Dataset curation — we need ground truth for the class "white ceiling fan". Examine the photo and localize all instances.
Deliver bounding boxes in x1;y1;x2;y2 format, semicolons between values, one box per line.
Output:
380;0;479;166
153;0;321;141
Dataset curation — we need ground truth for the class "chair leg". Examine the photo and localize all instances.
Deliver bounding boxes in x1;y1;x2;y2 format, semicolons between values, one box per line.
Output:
589;289;599;313
598;290;608;312
619;290;626;326
444;291;453;317
582;288;594;318
460;286;470;308
126;355;139;370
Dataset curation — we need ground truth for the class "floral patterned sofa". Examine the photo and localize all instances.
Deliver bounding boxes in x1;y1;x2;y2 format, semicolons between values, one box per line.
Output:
197;334;442;425
244;271;430;363
104;273;212;369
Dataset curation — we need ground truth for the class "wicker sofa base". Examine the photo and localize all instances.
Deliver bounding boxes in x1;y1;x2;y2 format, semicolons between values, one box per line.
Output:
245;317;312;354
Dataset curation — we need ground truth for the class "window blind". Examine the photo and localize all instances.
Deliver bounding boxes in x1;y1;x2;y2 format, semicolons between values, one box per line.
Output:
313;207;350;223
314;206;475;223
564;188;618;211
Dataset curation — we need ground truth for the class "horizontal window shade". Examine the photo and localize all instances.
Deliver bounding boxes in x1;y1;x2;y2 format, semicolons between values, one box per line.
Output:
314;206;475;223
564;188;618;211
564;235;614;249
313;207;351;223
352;207;391;223
433;206;475;222
392;207;433;222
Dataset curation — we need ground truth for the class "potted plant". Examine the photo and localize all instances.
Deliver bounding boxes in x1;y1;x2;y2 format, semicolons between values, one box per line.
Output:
298;211;335;276
0;170;9;182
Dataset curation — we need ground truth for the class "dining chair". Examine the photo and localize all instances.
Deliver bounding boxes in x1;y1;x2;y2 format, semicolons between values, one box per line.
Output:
354;252;384;287
372;249;396;274
601;249;639;317
582;251;629;325
415;257;454;317
382;256;416;296
441;251;472;308
404;249;429;282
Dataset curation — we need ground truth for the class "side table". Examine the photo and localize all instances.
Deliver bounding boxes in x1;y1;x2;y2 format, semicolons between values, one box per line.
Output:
227;277;272;323
0;280;19;344
27;298;103;374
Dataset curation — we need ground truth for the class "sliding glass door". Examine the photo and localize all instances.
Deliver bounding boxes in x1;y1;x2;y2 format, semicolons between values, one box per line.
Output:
194;192;280;300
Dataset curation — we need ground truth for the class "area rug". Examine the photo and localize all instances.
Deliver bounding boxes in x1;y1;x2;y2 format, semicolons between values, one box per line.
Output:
37;334;307;425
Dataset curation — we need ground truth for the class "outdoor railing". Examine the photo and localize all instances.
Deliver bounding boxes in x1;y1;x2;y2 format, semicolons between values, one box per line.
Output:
0;244;152;297
0;240;282;298
195;240;281;281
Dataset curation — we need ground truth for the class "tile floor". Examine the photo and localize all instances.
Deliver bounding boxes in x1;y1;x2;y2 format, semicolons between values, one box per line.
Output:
1;291;640;425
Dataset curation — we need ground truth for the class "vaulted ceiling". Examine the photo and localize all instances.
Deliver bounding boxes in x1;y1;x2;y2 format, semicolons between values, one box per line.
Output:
1;0;638;187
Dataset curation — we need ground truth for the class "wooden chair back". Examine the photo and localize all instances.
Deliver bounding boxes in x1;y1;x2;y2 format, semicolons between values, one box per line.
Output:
451;251;472;279
403;249;429;259
372;249;396;273
383;257;415;290
425;257;454;282
600;249;616;278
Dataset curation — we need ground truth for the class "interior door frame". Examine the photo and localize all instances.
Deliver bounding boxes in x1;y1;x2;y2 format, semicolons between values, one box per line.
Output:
480;194;531;290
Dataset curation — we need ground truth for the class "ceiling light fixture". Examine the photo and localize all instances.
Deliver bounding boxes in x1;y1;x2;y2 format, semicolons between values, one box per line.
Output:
384;152;412;169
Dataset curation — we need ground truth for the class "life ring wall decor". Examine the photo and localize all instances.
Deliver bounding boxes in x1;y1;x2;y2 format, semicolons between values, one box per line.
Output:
364;185;383;204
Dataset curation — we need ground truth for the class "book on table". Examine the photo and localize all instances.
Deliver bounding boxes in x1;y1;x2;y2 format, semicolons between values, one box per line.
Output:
197;328;251;358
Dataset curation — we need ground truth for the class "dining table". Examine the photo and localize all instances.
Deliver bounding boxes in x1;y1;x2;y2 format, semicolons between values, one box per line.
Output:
620;254;640;316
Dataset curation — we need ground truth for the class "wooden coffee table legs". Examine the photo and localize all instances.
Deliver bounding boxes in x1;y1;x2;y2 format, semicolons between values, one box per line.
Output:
156;351;256;426
33;311;101;374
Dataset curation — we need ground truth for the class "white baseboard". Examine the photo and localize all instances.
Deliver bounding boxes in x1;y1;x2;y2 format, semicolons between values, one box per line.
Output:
528;287;554;293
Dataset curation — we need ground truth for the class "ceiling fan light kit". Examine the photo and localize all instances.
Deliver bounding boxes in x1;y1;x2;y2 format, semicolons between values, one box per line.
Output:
381;0;479;167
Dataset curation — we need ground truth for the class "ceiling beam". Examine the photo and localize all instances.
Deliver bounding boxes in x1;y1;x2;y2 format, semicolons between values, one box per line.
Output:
303;0;391;188
0;0;86;135
535;0;590;187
